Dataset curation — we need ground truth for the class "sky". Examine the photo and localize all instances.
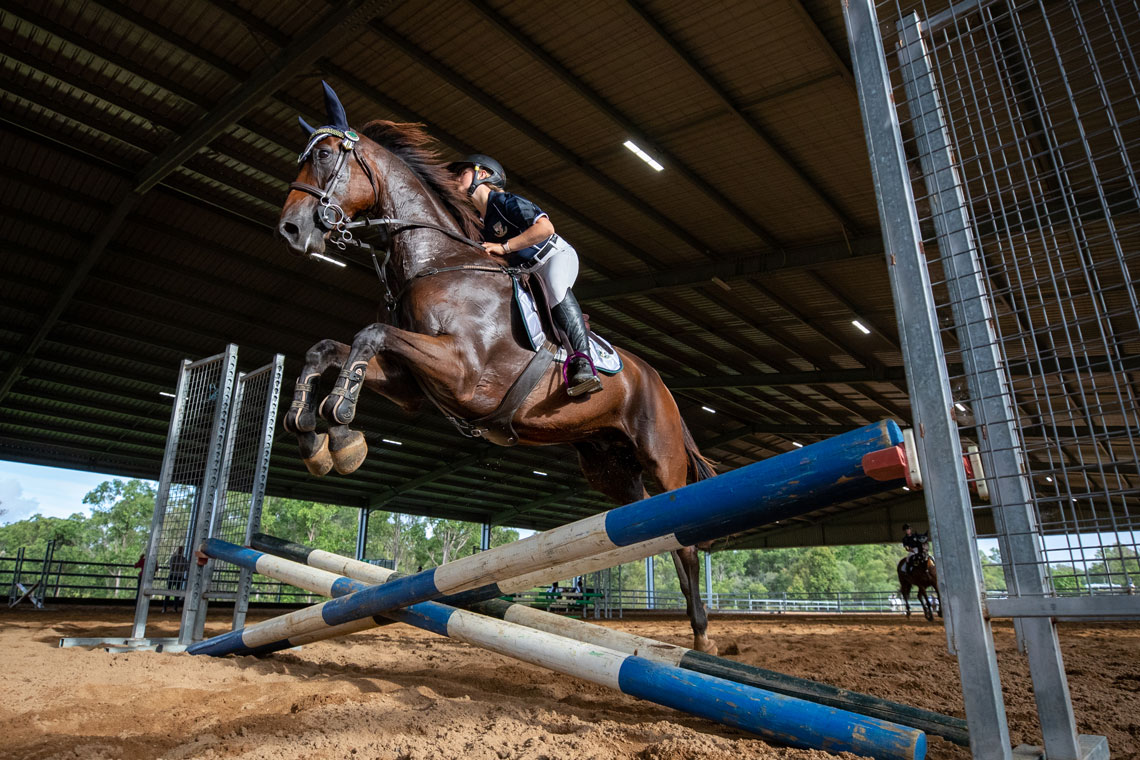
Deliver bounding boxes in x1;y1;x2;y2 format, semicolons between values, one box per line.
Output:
0;461;127;524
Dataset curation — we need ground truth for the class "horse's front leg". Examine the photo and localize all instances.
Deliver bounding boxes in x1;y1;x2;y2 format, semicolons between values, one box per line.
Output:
283;339;351;476
318;323;465;473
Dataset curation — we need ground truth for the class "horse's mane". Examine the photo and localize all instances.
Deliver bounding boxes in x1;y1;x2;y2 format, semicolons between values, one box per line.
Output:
359;120;482;241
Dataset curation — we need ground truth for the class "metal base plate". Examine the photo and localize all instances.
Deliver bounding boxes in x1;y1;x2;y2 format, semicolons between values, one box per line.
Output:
58;637;188;653
1013;735;1109;760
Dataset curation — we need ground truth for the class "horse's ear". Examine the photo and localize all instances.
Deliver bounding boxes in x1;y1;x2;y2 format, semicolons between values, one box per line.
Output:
298;116;317;136
322;80;349;130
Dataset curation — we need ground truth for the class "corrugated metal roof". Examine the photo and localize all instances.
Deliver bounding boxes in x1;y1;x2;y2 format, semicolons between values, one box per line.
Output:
0;0;940;543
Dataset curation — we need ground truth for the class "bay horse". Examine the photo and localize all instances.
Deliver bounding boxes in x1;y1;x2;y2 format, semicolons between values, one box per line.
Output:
897;533;941;621
274;83;719;653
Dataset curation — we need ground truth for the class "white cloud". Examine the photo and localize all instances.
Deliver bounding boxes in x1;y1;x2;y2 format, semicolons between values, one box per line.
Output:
0;462;119;523
0;478;41;524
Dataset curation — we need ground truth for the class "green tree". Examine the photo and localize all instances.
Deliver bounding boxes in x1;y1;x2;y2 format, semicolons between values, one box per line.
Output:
425;518;478;565
82;480;155;562
979;547;1007;591
260;496;357;555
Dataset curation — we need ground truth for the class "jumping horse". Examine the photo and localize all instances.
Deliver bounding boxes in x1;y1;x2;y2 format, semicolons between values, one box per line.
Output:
275;83;719;653
897;533;941;621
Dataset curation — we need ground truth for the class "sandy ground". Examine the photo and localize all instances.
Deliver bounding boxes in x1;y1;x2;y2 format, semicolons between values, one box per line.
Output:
0;606;1137;760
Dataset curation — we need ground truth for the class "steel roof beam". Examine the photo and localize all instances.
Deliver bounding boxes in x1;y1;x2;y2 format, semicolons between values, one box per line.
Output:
664;367;907;389
786;0;856;89
466;0;782;249
0;0;394;407
624;0;859;233
576;235;882;301
360;20;719;262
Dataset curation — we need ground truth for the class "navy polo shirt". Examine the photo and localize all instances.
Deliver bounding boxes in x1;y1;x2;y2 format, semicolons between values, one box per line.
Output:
482;192;550;265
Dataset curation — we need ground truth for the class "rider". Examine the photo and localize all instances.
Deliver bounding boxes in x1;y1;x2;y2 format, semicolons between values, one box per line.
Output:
449;155;602;397
901;523;923;572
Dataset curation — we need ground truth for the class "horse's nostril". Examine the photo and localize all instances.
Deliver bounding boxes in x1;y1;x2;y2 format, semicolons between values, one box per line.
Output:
278;220;300;241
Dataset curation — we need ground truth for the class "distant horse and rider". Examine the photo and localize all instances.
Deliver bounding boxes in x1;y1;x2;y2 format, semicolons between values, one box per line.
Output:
898;523;941;621
274;83;720;654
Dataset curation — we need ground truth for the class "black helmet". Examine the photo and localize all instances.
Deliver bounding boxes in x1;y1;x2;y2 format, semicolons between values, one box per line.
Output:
902;523;911;531
449;153;506;195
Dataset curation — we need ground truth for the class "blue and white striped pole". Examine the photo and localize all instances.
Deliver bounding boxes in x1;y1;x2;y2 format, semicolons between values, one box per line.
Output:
201;538;926;760
247;532;969;746
189;420;905;658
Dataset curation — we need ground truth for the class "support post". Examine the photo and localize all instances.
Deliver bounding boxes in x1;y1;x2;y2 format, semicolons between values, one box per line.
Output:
645;555;655;610
355;508;370;561
180;345;238;645
843;3;1012;757
132;359;192;640
895;14;1091;759
480;522;491;551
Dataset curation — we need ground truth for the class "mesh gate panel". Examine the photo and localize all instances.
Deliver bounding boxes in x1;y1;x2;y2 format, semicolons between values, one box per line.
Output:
151;355;228;594
879;0;1139;600
207;360;282;597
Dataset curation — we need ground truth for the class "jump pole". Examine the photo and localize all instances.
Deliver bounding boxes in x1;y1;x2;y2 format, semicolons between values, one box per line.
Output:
188;420;905;658
201;538;926;760
250;532;969;747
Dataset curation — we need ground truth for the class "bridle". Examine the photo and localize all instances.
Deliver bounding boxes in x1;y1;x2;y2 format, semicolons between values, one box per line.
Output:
288;126;486;308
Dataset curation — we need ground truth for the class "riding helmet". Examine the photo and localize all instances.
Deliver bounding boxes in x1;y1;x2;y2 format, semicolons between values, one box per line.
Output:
449;154;507;195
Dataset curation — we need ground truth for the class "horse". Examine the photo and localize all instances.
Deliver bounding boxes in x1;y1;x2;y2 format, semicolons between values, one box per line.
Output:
274;82;719;654
897;533;941;621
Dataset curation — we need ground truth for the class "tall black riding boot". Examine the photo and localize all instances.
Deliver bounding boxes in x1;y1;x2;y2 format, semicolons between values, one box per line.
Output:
552;290;603;396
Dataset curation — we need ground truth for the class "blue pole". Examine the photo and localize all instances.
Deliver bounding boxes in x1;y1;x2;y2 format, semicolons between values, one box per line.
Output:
189;420;905;658
201;538;925;760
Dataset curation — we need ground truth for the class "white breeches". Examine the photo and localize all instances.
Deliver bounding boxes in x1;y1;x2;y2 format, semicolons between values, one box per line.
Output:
528;236;579;305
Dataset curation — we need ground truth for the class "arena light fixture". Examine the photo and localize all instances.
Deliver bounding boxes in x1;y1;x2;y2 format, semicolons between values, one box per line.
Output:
159;391;176;398
623;140;664;171
310;252;347;267
533;470;548;476
955;402;968;412
1045;476;1054;483
792;441;804;448
381;438;402;445
851;319;872;335
701;405;716;413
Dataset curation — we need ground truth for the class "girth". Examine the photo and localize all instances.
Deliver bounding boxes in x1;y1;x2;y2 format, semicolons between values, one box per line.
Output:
438;340;558;447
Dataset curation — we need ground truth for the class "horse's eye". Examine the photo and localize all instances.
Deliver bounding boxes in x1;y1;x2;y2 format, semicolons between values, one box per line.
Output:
316;148;331;160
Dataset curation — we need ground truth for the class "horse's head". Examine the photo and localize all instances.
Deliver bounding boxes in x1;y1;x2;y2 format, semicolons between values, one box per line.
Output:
276;82;381;256
915;533;930;555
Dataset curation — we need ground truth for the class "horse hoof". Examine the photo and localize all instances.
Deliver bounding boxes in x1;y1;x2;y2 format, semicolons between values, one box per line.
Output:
301;434;332;477
694;636;718;656
329;429;367;475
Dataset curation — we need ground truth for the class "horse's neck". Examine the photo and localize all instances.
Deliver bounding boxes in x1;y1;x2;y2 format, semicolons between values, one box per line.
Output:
377;159;480;283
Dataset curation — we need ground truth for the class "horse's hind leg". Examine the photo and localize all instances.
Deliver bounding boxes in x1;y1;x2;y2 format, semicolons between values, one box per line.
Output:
572;439;647;505
630;395;716;655
671;546;715;654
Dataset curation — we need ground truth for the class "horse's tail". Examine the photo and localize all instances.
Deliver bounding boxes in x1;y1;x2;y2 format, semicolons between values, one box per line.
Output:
681;418;717;483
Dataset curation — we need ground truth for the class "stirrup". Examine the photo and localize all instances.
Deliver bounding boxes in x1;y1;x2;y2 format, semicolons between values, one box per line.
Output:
564;352;602;397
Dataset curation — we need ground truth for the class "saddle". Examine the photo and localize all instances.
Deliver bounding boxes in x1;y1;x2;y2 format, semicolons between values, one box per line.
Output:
903;552;932;575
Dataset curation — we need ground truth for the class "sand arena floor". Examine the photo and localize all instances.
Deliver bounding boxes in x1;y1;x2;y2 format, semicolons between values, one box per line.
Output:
0;606;1137;760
